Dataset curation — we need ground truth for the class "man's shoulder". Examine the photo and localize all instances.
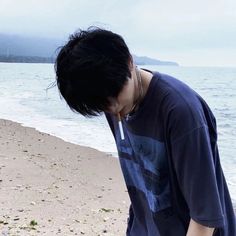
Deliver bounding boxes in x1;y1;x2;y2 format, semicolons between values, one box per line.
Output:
151;72;201;111
153;72;214;131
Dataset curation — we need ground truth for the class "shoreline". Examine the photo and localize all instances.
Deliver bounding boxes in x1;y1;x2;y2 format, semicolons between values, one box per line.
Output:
0;119;129;235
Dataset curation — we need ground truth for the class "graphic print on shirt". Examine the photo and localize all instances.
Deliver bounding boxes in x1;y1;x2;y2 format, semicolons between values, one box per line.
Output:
116;129;171;213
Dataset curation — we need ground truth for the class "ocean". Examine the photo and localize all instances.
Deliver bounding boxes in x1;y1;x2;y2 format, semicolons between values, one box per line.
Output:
0;62;235;202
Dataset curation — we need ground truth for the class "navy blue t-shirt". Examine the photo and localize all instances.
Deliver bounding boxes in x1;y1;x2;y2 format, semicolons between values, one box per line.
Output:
106;72;236;235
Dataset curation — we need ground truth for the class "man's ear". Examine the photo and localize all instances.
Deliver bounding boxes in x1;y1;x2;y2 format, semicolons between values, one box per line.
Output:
128;56;135;81
128;55;134;70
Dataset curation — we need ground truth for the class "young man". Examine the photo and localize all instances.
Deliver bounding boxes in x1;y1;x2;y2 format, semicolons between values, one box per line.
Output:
55;27;236;235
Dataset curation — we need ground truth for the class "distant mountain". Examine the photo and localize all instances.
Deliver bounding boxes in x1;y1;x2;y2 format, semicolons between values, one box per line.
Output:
133;55;179;66
0;34;179;66
0;34;62;58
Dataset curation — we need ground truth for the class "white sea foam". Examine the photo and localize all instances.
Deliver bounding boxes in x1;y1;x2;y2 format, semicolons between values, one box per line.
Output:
0;96;116;155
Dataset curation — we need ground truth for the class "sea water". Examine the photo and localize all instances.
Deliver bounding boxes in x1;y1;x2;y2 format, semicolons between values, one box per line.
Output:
0;62;235;202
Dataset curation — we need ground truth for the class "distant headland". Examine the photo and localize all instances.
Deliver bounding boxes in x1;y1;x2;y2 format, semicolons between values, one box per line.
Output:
133;55;179;66
0;34;179;66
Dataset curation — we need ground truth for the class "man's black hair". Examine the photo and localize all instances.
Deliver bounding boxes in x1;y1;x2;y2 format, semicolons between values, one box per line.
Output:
55;27;132;117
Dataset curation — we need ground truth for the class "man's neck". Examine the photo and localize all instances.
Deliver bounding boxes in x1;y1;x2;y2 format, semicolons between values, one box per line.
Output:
139;68;153;101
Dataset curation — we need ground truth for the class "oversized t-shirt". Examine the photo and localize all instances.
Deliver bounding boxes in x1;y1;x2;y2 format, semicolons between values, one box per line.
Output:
105;71;236;236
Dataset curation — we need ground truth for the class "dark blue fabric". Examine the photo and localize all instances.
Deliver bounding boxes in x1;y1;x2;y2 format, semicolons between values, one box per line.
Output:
105;71;236;235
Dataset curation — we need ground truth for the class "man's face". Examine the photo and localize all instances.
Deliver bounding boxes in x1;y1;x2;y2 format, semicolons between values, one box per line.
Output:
105;75;136;118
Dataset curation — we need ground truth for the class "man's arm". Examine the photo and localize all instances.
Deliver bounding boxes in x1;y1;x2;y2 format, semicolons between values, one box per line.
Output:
186;219;215;236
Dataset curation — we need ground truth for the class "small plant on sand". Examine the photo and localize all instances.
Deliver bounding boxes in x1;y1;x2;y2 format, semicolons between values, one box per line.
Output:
30;220;38;227
100;208;114;213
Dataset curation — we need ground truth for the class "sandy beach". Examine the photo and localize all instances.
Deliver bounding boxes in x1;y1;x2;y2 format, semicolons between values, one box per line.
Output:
0;119;130;235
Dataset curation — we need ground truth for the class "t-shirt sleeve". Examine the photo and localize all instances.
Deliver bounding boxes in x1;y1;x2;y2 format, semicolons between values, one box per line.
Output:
170;126;224;227
167;100;225;228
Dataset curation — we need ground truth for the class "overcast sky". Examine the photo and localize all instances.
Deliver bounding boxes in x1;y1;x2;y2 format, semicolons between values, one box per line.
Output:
0;0;236;66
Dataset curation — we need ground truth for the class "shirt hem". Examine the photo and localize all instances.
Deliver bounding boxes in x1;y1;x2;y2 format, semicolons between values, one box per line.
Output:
191;215;225;228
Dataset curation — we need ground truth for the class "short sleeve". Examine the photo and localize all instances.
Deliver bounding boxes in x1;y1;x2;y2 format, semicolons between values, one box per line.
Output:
170;125;225;228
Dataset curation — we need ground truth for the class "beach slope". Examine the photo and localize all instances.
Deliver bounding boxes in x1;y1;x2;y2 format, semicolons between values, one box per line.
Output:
0;119;129;235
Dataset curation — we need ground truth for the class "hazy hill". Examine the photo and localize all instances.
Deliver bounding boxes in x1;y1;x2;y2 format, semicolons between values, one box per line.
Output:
0;34;62;58
133;55;178;66
0;34;179;65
